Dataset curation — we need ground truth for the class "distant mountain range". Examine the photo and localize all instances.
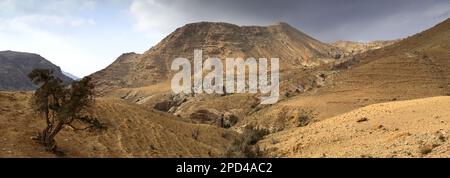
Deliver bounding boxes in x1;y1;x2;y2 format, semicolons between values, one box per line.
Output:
62;71;80;80
0;50;73;90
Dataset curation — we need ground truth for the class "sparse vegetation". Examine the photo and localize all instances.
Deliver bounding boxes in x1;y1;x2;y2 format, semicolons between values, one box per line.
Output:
192;128;200;140
297;109;317;127
334;54;342;59
0;16;449;159
225;126;269;158
221;114;239;129
28;69;102;152
332;58;355;70
71;116;107;132
220;131;232;139
419;145;433;155
438;133;447;142
270;138;279;145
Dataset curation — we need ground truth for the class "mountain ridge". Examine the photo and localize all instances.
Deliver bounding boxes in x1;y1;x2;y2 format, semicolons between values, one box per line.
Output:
237;18;450;131
0;50;73;90
90;21;344;93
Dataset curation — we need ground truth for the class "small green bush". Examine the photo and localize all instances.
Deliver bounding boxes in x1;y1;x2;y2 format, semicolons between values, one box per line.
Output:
297;109;317;127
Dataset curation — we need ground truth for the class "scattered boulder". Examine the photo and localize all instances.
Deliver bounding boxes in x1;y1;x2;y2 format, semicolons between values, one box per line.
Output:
190;109;219;125
419;144;434;155
357;117;369;123
153;94;190;112
189;109;239;128
218;113;239;128
154;100;177;112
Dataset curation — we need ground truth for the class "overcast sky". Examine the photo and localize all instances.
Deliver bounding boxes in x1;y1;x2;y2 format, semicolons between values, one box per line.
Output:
0;0;449;77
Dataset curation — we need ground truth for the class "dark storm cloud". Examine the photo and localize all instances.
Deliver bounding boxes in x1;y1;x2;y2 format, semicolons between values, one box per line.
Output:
149;0;450;42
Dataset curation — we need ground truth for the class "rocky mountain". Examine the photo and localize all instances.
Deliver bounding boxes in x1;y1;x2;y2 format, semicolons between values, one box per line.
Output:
0;51;73;90
239;18;450;131
93;19;450;133
91;22;343;93
1;18;450;158
329;18;450;99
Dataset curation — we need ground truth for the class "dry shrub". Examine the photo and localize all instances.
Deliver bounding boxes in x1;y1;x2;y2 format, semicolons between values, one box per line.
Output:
225;125;269;158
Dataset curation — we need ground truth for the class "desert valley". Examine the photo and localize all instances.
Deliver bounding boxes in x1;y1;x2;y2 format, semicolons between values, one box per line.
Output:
0;18;449;158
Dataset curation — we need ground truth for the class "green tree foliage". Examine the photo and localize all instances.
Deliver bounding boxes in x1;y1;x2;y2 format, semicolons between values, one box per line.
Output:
28;69;101;152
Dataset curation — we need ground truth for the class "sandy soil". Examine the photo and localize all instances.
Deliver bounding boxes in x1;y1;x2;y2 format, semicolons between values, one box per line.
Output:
260;96;450;158
0;92;237;158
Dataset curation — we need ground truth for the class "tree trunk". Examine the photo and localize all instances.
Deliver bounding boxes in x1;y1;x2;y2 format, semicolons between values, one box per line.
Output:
40;121;64;151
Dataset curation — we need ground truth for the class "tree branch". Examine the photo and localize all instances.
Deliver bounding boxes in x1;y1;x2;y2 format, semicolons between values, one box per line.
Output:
67;123;91;131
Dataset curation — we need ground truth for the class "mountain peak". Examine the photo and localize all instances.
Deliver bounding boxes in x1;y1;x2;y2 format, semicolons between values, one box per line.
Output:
272;21;291;27
91;21;342;92
183;21;239;27
0;50;41;58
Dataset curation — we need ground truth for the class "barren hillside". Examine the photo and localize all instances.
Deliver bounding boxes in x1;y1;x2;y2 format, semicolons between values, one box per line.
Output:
0;92;237;158
259;96;450;158
91;22;343;93
237;18;450;131
2;19;449;158
90;22;347;129
331;40;399;57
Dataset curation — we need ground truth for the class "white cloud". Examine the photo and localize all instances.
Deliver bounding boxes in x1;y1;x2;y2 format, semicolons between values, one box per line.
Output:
0;15;97;32
129;0;186;44
128;0;275;43
0;0;100;77
0;0;17;12
0;0;98;15
130;0;181;32
0;26;103;77
423;1;450;18
69;18;96;27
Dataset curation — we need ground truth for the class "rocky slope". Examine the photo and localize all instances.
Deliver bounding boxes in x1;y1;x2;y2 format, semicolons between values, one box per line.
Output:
94;19;450;133
91;22;343;93
331;40;399;57
238;18;450;131
328;18;450;101
2;19;449;158
0;51;73;90
259;96;450;158
0;91;237;157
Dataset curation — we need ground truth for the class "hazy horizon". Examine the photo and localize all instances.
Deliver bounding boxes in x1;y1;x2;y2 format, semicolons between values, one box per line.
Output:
1;0;449;77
